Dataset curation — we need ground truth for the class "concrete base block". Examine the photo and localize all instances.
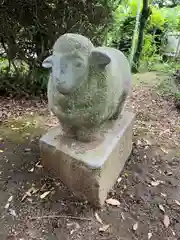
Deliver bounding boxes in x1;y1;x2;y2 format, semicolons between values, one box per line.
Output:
39;111;135;207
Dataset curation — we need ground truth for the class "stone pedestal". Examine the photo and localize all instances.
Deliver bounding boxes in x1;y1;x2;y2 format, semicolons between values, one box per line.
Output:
40;111;135;207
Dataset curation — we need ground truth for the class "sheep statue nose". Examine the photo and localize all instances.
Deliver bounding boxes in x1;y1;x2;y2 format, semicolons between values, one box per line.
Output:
40;33;135;207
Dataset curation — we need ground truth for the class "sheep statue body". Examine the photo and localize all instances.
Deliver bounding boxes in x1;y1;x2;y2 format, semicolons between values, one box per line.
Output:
42;33;132;142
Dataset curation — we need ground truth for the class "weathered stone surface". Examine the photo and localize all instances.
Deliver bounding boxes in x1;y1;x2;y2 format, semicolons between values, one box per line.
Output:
40;111;135;207
42;33;132;142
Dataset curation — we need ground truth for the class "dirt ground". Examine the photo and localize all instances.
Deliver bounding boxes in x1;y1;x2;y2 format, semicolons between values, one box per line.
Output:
0;72;180;240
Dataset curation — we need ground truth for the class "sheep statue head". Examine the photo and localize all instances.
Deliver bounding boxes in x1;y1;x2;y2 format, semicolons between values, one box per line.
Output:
42;33;111;94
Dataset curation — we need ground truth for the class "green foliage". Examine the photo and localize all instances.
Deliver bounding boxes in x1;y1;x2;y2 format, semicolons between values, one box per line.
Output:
0;0;117;96
175;91;180;100
108;0;180;72
157;73;180;102
1;0;180;97
161;6;180;31
128;0;143;16
0;60;49;97
106;4;128;45
149;62;180;104
150;61;180;73
150;6;165;29
140;34;161;70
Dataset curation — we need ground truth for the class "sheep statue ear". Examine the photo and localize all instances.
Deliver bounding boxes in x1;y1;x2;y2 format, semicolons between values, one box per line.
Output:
89;48;111;68
42;55;53;68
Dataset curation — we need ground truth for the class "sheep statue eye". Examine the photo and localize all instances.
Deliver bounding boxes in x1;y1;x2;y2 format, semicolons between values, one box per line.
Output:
75;62;82;68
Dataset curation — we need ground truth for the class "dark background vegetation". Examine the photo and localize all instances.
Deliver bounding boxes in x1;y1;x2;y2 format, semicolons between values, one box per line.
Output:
0;0;119;96
0;0;180;98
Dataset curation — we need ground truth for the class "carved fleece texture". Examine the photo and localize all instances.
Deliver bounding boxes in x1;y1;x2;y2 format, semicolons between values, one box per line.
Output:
47;33;132;139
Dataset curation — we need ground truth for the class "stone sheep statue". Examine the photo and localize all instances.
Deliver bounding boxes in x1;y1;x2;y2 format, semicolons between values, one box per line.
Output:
42;33;132;142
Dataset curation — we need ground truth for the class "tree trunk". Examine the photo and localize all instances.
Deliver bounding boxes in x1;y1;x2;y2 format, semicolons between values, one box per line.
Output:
132;0;150;72
129;0;141;67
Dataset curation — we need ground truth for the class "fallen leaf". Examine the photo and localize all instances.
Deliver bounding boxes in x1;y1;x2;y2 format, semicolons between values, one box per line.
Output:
160;148;168;154
117;177;122;183
137;140;142;145
31;186;39;194
24;148;31;152
4;203;10;209
121;212;125;220
175;200;180;206
4;195;13;209
99;224;110;232
68;221;80;235
133;222;138;231
26;191;32;197
27;198;33;203
28;167;34;173
161;193;167;198
163;215;170;228
11;127;19;130
67;222;80;230
21;186;39;202
106;198;120;206
67;222;74;228
8;196;13;202
151;180;162;186
144;139;152;145
124;172;129;177
0;149;3;153
166;171;173;176
40;183;47;191
21;193;30;202
74;222;80;229
35;161;43;168
148;232;152;239
40;191;50;199
159;204;165;212
171;229;176;236
9;209;17;217
95;212;103;224
70;229;75;235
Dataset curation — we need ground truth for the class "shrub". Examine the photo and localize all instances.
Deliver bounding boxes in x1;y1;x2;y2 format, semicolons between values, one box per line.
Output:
0;0;117;96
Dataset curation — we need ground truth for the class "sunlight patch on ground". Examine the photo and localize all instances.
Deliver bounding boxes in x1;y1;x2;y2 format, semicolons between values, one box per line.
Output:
0;114;47;143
